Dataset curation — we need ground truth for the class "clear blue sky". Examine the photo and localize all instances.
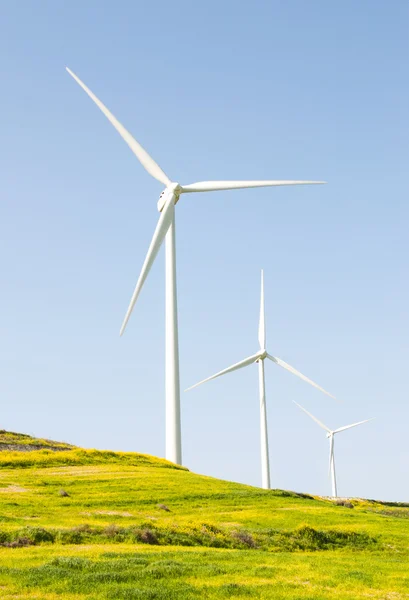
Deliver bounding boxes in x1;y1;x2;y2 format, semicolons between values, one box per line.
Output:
0;1;408;500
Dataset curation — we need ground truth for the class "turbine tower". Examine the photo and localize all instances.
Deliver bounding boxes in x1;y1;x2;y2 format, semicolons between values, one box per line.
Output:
186;271;335;488
66;68;326;466
294;402;374;497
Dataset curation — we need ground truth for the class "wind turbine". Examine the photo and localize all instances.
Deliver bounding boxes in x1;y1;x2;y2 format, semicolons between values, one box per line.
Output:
294;401;374;498
186;270;335;488
66;68;326;466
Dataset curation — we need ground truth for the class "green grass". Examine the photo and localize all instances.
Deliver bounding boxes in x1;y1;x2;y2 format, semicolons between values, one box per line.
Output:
0;441;407;598
0;544;408;599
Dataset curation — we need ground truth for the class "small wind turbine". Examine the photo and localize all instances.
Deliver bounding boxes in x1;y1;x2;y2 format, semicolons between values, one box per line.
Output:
294;401;374;498
66;68;326;466
186;270;335;489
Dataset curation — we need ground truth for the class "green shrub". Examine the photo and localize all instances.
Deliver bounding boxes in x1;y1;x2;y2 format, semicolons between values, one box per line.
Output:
0;530;12;544
17;526;55;544
270;524;377;552
133;528;159;545
56;529;84;544
231;529;257;548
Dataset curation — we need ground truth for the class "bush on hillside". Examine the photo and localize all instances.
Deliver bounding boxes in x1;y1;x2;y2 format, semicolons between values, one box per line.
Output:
17;527;55;544
231;529;258;548
269;524;377;552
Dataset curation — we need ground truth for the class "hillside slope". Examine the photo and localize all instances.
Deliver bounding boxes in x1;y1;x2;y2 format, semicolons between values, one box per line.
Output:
0;439;407;599
0;429;75;451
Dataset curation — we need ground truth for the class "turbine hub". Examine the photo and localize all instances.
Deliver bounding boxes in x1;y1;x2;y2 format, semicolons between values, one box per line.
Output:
258;350;267;361
157;183;182;212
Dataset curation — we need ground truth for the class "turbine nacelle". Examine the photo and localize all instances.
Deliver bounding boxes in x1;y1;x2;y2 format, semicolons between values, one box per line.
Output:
157;183;182;212
257;349;267;361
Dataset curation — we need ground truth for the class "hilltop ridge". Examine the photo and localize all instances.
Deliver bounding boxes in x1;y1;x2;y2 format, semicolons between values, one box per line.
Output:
0;429;75;452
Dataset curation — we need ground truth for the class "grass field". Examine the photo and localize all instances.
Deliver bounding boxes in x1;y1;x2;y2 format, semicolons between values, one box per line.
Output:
0;443;407;598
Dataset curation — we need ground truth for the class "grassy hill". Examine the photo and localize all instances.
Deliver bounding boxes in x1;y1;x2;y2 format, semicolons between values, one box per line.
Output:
0;429;75;451
0;435;407;599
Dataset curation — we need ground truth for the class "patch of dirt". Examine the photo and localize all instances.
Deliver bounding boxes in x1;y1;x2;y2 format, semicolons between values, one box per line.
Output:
0;443;72;452
294;579;311;586
95;510;134;517
48;467;104;475
0;485;29;493
80;510;134;517
278;506;325;511
319;496;358;501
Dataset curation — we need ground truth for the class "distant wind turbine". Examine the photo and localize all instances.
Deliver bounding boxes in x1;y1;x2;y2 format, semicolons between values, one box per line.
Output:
294;401;374;498
186;270;335;489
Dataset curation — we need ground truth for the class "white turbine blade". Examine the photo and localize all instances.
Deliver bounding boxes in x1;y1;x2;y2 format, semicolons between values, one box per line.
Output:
258;270;266;349
120;194;175;335
293;401;331;433
268;354;335;400
185;351;261;392
180;180;326;193
66;68;171;187
333;418;375;434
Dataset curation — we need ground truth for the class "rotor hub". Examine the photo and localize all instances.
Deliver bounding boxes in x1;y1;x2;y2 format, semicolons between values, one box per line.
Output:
157;183;182;212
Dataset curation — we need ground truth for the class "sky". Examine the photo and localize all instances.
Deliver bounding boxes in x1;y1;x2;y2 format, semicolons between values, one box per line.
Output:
0;0;408;501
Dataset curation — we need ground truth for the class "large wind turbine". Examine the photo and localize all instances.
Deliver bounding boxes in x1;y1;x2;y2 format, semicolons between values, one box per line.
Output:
294;402;374;497
186;271;335;488
66;68;326;466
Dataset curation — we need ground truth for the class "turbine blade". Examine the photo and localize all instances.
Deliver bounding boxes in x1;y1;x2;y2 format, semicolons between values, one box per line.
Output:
293;401;331;433
258;270;266;349
66;68;171;187
333;418;375;434
180;180;326;193
120;194;175;335
268;354;335;400
185;351;261;392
